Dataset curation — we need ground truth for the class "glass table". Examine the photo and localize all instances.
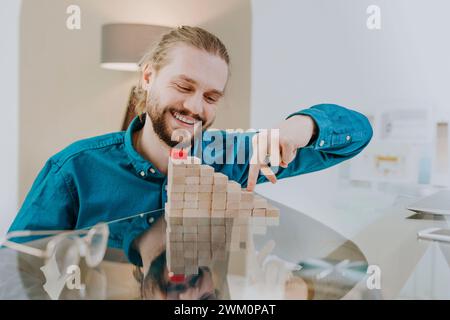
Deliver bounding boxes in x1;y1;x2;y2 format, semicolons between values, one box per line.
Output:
1;196;448;300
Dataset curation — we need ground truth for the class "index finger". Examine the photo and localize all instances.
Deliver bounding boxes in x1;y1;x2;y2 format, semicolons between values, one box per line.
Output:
246;163;260;191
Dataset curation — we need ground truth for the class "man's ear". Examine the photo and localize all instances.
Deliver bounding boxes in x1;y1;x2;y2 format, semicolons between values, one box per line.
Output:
141;64;154;90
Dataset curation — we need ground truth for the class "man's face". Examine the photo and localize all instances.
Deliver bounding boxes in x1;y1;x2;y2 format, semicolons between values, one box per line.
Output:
143;44;229;147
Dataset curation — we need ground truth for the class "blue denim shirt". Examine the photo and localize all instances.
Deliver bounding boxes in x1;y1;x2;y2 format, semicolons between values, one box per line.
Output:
9;104;372;264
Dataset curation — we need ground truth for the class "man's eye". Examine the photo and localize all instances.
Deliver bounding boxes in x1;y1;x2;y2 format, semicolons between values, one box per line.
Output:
176;85;191;92
205;96;217;104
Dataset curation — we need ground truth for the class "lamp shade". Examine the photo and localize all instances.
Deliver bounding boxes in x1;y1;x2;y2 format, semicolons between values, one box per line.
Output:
101;23;171;72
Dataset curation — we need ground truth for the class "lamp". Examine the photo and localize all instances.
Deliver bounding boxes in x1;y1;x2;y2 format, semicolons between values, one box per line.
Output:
101;23;171;72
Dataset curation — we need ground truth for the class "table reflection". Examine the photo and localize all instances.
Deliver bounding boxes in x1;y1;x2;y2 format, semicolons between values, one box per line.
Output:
0;199;371;300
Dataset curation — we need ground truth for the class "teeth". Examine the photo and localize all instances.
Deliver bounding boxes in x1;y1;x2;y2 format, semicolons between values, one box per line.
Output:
173;111;195;125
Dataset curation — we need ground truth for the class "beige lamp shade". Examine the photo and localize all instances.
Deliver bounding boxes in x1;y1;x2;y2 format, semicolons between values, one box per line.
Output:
101;23;171;72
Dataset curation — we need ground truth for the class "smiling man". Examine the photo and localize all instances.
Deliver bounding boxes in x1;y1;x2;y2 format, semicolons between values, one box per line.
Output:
9;26;372;238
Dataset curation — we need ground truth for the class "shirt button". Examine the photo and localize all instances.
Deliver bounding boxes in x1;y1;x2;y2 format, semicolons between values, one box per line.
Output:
148;217;155;223
149;168;156;174
319;140;325;147
346;135;351;141
140;171;146;177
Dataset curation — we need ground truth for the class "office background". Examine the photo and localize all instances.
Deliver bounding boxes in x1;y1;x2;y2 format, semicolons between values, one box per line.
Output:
1;0;450;238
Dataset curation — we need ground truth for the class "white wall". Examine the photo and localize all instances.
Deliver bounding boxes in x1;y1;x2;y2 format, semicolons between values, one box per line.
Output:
0;0;21;236
251;0;450;236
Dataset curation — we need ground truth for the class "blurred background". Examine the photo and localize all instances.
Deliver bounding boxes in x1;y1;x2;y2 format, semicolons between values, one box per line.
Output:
1;0;450;238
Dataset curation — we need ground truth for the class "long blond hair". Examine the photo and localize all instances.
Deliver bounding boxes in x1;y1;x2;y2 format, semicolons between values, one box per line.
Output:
124;25;230;127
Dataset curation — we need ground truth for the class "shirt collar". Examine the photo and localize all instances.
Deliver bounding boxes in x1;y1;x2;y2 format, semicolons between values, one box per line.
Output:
124;116;158;177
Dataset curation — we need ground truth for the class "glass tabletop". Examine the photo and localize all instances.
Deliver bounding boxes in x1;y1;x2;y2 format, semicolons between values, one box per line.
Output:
6;195;447;300
0;196;376;300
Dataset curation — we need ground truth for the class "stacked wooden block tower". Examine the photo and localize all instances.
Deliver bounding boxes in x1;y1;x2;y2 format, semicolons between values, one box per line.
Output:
165;153;280;276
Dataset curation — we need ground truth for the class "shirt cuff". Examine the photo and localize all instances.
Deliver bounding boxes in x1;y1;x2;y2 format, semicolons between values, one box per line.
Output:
286;108;333;150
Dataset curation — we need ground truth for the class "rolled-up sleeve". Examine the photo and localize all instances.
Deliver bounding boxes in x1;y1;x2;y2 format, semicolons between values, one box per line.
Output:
223;103;373;186
287;103;373;156
8;159;77;234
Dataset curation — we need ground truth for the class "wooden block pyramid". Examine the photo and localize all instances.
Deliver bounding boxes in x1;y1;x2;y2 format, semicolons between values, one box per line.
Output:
165;150;280;276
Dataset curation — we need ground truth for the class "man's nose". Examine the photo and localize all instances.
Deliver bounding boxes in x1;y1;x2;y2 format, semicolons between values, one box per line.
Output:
183;93;203;116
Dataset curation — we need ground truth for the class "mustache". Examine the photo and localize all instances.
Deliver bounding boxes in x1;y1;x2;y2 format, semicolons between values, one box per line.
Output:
167;107;205;124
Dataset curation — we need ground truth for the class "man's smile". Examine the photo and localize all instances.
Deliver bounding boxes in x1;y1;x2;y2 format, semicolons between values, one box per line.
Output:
169;110;202;128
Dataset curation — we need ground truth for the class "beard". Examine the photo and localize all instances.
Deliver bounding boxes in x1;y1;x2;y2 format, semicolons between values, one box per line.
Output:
145;88;214;148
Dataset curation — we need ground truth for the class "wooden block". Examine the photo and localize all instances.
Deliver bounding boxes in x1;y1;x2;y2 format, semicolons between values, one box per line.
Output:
170;242;184;251
241;190;254;202
185;176;200;185
199;176;214;185
185;265;199;275
182;208;199;218
183;225;198;233
168;163;186;177
197;242;211;251
168;225;183;233
227;181;241;193
182;217;198;226
200;165;214;177
168;184;185;193
197;250;211;259
226;201;240;210
238;209;252;217
253;196;268;209
211;217;225;226
225;209;239;217
197;217;212;225
212;200;226;210
198;200;212;210
235;217;249;225
167;232;183;241
227;192;241;202
266;205;280;217
165;207;183;218
184;250;197;259
198;225;211;234
240;201;254;209
168;257;184;269
184;257;197;266
183;200;198;209
211;241;226;251
212;225;226;235
198;184;213;192
213;184;227;193
212;192;227;202
211;232;226;242
198;257;212;266
184;192;199;201
252;208;266;217
166;216;183;225
213;172;228;185
212;250;226;260
198;232;211;242
188;184;200;192
168;192;184;201
211;209;225;218
183;233;198;242
198;193;212;201
168;200;185;210
185;166;200;176
171;176;186;185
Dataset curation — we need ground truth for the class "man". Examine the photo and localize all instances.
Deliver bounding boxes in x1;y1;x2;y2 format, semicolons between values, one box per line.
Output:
9;26;372;239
